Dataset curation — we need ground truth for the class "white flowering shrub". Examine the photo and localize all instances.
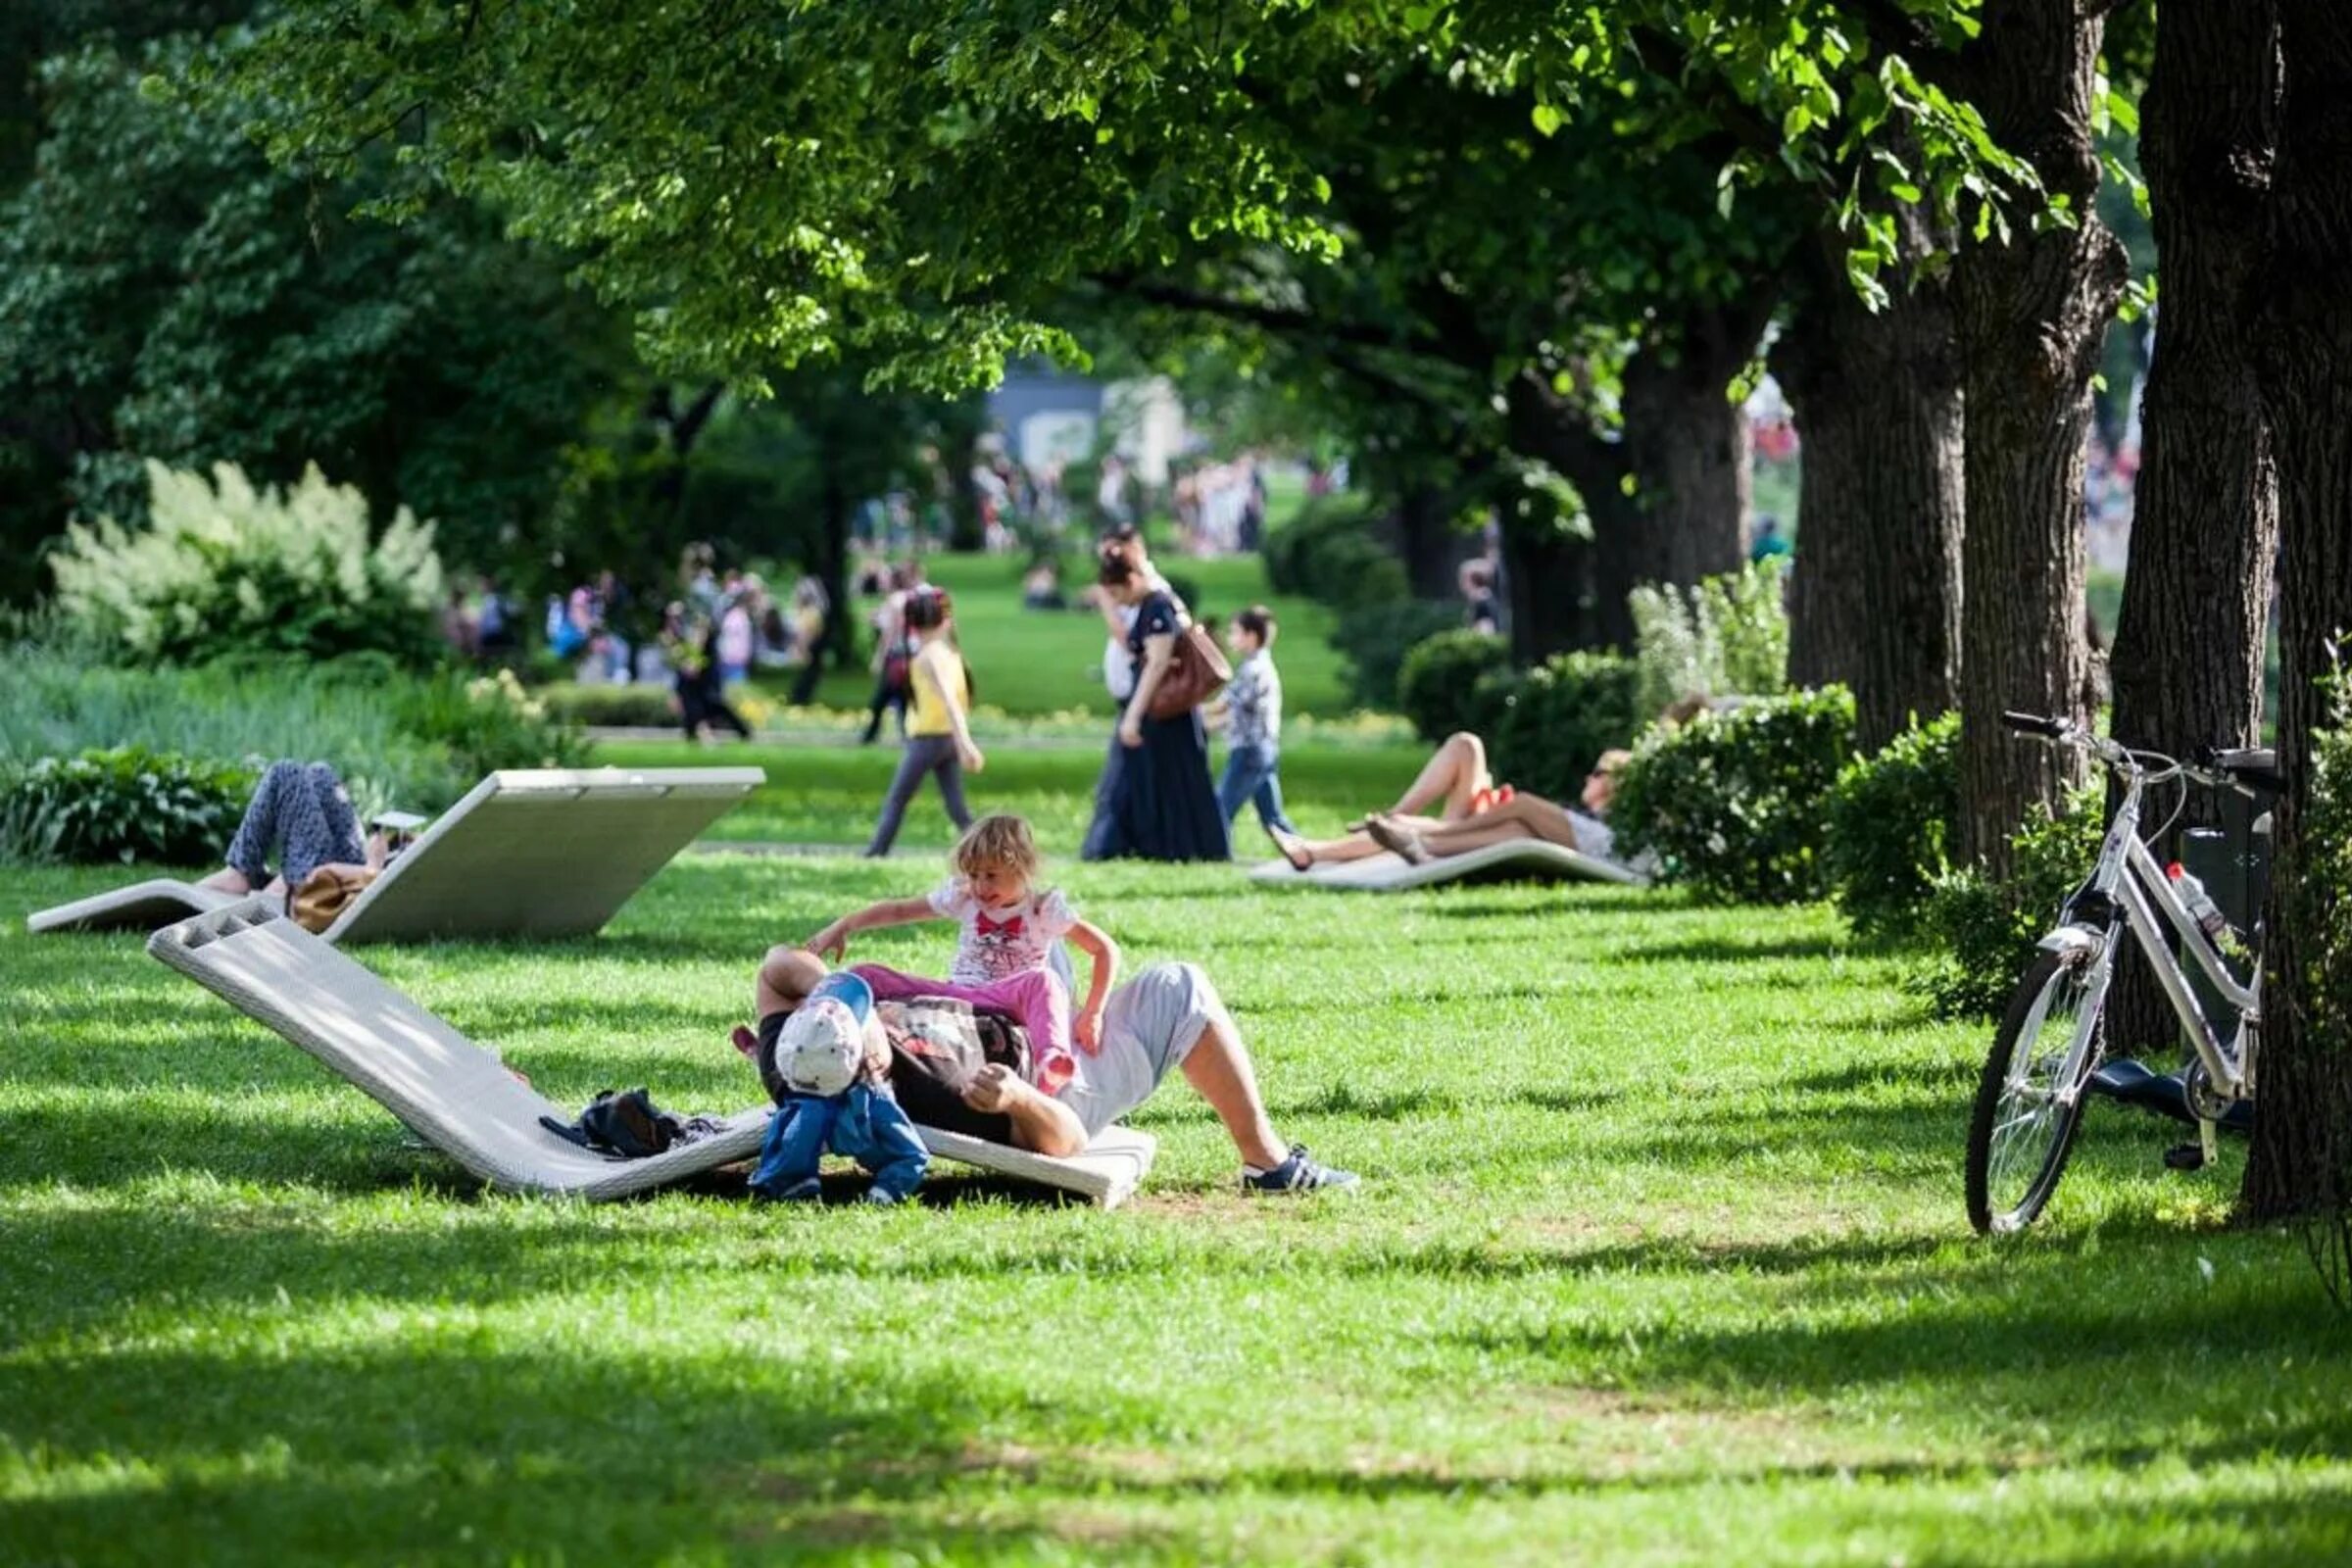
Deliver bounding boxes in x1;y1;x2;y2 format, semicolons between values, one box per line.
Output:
1629;559;1791;717
50;460;446;666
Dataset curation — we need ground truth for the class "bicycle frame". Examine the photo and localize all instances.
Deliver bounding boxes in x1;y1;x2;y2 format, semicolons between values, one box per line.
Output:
2037;768;2261;1109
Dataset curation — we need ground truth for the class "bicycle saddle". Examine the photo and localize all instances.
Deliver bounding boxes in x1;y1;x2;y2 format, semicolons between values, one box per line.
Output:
2210;746;2283;797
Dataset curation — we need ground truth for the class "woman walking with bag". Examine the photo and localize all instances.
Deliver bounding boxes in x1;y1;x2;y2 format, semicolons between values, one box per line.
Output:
1081;557;1230;862
864;587;983;857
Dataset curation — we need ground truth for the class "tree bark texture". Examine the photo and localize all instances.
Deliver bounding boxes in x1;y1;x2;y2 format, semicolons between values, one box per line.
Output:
1950;0;2130;877
1776;233;1966;752
1393;482;1461;601
2104;0;2281;1055
2242;0;2352;1222
1620;282;1778;595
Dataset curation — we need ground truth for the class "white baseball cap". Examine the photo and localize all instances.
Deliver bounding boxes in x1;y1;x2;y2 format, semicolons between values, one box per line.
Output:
775;972;875;1098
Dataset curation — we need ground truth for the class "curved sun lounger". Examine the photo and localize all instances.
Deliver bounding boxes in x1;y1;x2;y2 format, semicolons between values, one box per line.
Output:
1248;837;1649;892
29;766;763;943
146;899;1156;1206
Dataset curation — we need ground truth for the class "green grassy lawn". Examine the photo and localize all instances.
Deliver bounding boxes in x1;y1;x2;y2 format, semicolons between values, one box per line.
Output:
5;740;2348;1564
760;553;1358;719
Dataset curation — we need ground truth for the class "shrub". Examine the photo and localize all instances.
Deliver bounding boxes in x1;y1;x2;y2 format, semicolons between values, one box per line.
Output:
1261;493;1404;608
1826;712;1962;941
540;683;680;728
0;747;255;864
1612;686;1859;904
1485;651;1644;804
1628;559;1790;716
394;667;593;779
1913;788;2105;1019
1330;601;1463;711
49;459;445;667
1396;631;1512;743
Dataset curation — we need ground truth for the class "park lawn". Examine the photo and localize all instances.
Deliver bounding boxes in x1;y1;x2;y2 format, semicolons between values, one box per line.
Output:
4;745;2348;1565
751;552;1359;718
597;736;1425;854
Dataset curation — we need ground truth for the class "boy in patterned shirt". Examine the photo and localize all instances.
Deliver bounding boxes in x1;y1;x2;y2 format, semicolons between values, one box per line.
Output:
1211;605;1299;840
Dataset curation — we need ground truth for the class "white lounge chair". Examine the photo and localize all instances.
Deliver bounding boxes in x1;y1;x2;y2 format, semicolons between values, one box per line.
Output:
29;766;763;943
146;899;1156;1206
1247;836;1650;892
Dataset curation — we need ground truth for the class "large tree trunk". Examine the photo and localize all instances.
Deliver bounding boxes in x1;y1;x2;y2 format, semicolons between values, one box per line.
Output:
1776;235;1966;751
2104;0;2281;1055
1393;482;1459;600
1949;0;2130;876
2242;0;2352;1223
1620;286;1778;594
1503;368;1622;656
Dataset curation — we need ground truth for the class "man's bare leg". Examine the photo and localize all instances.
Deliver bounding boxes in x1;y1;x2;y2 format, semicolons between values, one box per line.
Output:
1176;1011;1288;1169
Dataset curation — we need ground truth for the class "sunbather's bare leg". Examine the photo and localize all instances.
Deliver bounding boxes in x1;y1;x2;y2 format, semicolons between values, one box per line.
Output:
1386;731;1491;822
1175;1010;1288;1169
196;867;253;894
1415;794;1584;858
1266;826;1386;866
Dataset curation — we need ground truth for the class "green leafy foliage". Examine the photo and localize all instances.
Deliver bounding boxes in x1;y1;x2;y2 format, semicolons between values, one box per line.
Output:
391;667;592;779
1396;631;1512;743
1914;789;2106;1020
1262;495;1407;609
0;745;254;864
1628;560;1791;717
538;683;681;730
1614;687;1859;905
1827;712;1962;942
49;461;445;668
1328;600;1462;711
1484;651;1645;806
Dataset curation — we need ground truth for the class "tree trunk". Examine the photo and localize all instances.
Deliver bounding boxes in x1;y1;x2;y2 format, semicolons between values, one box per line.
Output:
791;456;856;704
1776;235;1966;752
1394;482;1458;601
1619;285;1778;594
1950;0;2130;877
2242;0;2352;1222
2104;0;2282;1056
1503;368;1624;656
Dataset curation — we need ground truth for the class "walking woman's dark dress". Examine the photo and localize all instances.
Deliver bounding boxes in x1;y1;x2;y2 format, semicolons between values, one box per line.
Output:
1081;589;1231;862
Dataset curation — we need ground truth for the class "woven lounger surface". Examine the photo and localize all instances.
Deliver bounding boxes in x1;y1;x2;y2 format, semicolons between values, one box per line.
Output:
1247;836;1648;891
146;899;1152;1205
28;766;762;942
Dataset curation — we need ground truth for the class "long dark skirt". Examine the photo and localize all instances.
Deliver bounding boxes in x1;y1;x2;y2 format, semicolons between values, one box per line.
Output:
1081;710;1231;862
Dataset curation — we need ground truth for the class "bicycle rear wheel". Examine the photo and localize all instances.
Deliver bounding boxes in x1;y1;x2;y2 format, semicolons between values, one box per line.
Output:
1966;947;2105;1235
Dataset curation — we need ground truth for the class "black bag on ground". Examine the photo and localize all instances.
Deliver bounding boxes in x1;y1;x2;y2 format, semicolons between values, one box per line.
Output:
541;1088;685;1158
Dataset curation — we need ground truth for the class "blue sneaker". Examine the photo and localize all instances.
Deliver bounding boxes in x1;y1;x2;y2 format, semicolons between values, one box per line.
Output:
752;1175;823;1204
1241;1145;1359;1196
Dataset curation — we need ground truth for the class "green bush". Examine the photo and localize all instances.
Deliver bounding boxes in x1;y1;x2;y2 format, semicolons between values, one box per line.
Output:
1627;560;1791;716
1396;631;1512;743
1913;788;2105;1019
1261;494;1404;609
394;668;593;778
1485;651;1645;805
1330;601;1463;711
49;460;446;668
540;683;680;728
0;747;255;864
1826;712;1961;941
1613;686;1859;905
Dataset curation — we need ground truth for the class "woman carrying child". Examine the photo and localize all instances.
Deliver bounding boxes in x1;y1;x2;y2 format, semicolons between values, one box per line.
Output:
808;814;1118;1099
863;586;983;858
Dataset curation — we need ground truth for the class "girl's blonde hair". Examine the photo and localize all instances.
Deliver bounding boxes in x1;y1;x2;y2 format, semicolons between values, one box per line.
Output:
953;813;1041;881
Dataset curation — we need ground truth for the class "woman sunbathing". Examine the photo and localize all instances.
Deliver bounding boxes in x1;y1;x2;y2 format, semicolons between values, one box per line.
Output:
1265;732;1632;869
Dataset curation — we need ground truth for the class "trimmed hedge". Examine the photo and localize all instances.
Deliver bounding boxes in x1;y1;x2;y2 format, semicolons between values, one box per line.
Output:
1330;600;1464;711
1396;631;1511;742
1262;494;1406;609
1826;712;1961;941
1483;651;1645;806
1913;789;2104;1019
1613;687;1859;904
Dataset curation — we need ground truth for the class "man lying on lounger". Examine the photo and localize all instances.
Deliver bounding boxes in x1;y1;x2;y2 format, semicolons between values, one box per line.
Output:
749;944;1359;1195
1265;731;1642;872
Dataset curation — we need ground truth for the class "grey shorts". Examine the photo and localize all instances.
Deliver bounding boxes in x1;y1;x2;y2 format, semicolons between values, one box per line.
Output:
1058;961;1226;1137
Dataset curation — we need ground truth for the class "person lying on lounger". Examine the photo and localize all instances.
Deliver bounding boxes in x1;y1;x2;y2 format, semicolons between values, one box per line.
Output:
1264;731;1636;871
748;943;1359;1195
195;760;405;902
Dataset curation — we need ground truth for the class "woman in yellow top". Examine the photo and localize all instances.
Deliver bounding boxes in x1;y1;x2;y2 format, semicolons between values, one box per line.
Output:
864;588;985;857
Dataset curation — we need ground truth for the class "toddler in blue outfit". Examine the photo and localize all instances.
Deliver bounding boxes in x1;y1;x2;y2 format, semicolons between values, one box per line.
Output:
749;971;928;1205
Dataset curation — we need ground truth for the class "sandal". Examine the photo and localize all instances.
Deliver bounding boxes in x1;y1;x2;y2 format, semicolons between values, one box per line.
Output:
1263;822;1314;873
1364;814;1430;865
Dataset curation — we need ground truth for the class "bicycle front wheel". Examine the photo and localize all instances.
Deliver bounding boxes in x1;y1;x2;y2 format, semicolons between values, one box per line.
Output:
1966;947;2105;1235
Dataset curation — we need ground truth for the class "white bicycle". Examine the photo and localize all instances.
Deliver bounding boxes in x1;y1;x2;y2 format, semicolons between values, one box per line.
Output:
1964;710;2281;1235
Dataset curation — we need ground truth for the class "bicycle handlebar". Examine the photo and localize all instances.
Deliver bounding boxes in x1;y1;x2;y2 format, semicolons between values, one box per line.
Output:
2000;710;2069;738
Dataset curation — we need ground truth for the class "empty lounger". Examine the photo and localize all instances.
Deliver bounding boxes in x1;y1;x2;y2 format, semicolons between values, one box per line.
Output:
29;766;763;943
146;899;1155;1206
1248;836;1649;892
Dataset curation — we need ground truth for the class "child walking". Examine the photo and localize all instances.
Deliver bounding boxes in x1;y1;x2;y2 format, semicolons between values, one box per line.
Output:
1211;605;1298;837
864;587;983;857
808;814;1118;1097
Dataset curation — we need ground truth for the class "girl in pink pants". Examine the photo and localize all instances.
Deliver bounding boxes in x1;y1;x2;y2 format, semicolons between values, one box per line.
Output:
807;814;1120;1096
